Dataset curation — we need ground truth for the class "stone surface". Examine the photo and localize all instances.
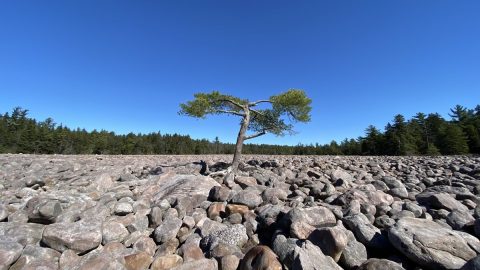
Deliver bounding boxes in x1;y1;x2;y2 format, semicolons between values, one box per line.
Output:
292;240;343;270
417;192;469;212
239;245;282;270
153;217;182;244
171;258;218;270
357;258;405;270
152;174;220;205
343;213;389;250
389;217;480;269
284;206;337;239
231;190;262;209
308;226;348;262
151;254;183;270
201;224;248;252
42;220;102;253
102;221;130;244
339;230;368;269
124;251;153;270
2;154;480;270
0;238;24;270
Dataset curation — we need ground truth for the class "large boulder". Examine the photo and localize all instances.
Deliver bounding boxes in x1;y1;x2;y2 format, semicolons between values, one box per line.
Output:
0;237;24;270
292;240;343;270
239;245;282;270
389;217;480;269
283;206;337;239
343;213;390;250
416;192;469;212
0;222;44;246
153;217;182;244
231;190;262;209
42;221;102;254
151;174;220;205
357;258;405;270
200;224;248;253
308;226;348;262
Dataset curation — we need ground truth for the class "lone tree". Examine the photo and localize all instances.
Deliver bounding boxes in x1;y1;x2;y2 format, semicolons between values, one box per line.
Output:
179;89;312;172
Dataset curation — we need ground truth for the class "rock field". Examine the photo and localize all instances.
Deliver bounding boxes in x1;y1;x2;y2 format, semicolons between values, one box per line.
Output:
1;154;480;270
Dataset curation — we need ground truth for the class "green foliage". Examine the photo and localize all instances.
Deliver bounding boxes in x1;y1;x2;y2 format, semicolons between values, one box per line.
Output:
438;123;469;154
179;91;247;118
271;89;312;122
426;144;441;156
1;103;480;156
180;89;312;138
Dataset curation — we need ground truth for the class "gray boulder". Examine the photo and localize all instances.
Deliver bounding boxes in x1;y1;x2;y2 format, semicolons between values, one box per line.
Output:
292;240;343;270
417;192;469;212
343;213;389;250
358;258;405;270
200;224;248;253
42;220;102;254
389;217;480;269
0;237;24;270
308;226;348;262
231;190;262;209
102;221;129;244
339;229;368;269
154;217;182;244
152;174;220;205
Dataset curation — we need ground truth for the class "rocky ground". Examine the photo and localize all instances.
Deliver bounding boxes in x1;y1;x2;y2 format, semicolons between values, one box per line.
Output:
1;154;480;270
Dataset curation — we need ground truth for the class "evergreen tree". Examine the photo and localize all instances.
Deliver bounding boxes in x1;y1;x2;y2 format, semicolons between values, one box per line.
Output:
179;89;312;171
438;123;469;154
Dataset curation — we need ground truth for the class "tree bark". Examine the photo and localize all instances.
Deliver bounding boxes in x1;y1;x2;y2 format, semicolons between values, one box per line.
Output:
231;109;250;172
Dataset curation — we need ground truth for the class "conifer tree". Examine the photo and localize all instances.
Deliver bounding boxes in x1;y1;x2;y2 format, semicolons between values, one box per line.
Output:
180;89;312;172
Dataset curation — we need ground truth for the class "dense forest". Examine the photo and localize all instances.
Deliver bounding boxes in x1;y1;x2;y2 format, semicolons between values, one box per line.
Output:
0;105;479;156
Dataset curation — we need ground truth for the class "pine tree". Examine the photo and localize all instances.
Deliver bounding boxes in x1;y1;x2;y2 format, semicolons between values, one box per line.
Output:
438;123;469;154
180;89;312;172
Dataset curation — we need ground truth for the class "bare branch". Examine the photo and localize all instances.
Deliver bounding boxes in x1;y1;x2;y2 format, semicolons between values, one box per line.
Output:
250;109;265;116
220;99;245;110
249;100;271;107
244;130;266;140
215;110;245;117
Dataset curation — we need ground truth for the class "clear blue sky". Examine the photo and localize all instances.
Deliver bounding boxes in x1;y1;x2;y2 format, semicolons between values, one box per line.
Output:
1;1;479;145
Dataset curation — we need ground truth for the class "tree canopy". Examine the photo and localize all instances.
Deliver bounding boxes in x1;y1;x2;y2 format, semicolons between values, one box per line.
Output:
179;89;312;138
179;89;312;171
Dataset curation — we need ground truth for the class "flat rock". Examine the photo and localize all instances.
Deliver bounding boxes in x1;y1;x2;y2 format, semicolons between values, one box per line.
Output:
42;220;102;254
416;192;469;212
0;238;24;270
389;217;480;269
152;174;220;205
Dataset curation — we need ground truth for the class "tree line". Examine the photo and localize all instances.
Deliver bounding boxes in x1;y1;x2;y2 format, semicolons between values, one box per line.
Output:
0;105;479;155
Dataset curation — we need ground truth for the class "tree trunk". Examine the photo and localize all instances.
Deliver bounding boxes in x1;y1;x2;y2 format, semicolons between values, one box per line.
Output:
231;109;250;172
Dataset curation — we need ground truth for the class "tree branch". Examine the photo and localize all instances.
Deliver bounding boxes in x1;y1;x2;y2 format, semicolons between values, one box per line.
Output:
250;109;265;116
244;130;266;140
220;99;245;110
249;100;271;107
215;110;245;117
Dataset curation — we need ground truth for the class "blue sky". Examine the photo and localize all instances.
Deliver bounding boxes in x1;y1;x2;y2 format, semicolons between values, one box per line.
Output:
1;1;479;145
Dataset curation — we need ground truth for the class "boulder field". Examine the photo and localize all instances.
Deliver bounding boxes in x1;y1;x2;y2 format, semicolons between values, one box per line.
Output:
1;154;480;270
